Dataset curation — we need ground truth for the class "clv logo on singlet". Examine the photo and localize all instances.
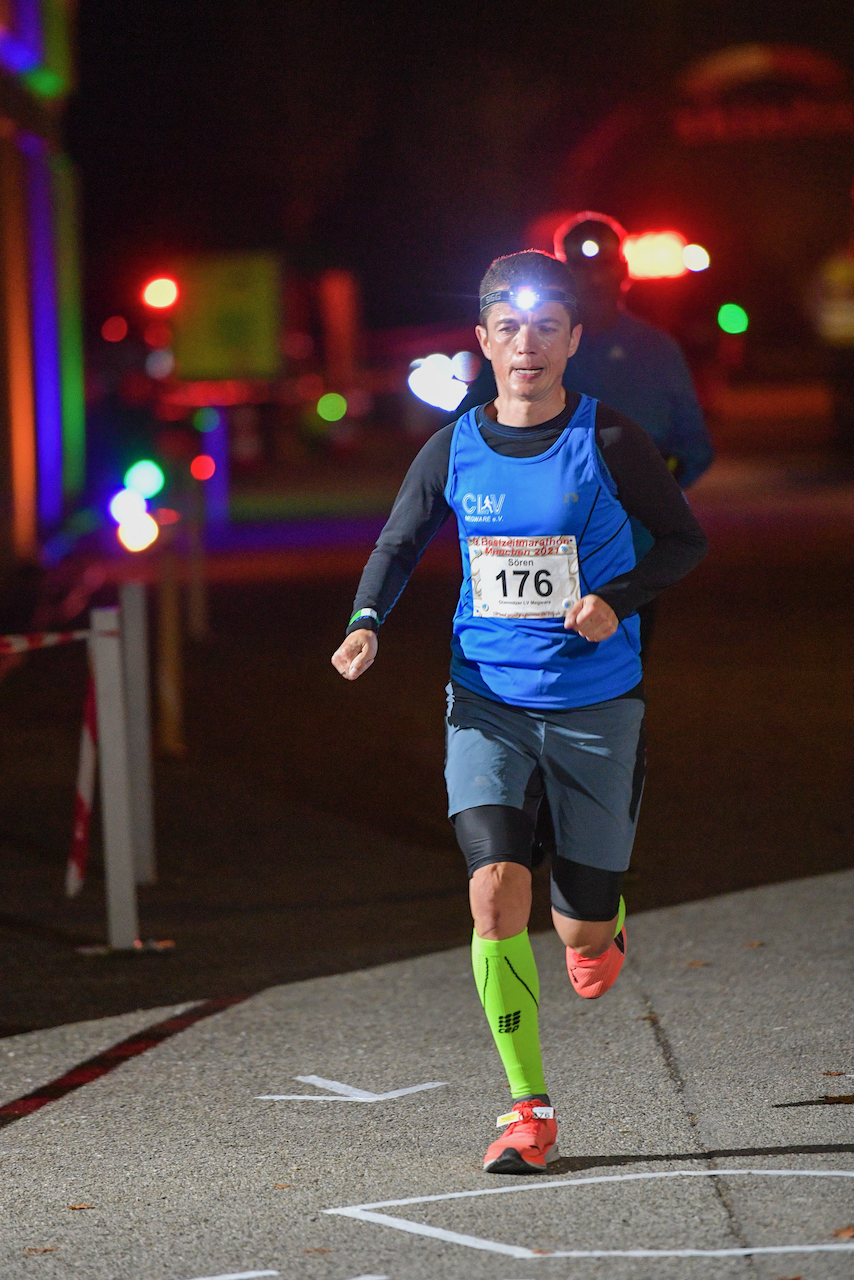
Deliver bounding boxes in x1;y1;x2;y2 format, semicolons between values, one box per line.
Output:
462;493;506;522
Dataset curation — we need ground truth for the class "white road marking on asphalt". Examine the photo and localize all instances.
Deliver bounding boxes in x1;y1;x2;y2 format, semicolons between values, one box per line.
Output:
256;1074;446;1102
177;1272;279;1280
325;1168;854;1259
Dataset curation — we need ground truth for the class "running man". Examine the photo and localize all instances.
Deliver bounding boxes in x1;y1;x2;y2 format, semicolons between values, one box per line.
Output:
332;251;707;1174
455;212;714;652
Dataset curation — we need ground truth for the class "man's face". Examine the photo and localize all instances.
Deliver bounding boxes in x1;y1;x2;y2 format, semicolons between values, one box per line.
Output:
476;299;581;403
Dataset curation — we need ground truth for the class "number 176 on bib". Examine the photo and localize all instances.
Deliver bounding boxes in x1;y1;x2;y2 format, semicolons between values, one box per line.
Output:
469;535;580;619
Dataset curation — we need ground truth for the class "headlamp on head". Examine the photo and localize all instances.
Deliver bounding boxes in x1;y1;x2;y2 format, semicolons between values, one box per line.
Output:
479;284;577;314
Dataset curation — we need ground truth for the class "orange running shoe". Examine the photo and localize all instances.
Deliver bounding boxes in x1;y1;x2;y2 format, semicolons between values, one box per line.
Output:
566;926;626;999
483;1100;559;1174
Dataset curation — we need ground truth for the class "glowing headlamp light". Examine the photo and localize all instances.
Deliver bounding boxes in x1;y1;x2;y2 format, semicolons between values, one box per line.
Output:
479;284;577;313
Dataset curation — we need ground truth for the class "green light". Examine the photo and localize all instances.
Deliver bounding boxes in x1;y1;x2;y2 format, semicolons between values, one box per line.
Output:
125;460;165;499
193;407;220;432
316;392;347;422
717;303;749;335
22;68;67;99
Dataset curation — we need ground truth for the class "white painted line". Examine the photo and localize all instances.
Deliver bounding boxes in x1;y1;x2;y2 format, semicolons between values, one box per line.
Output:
367;1082;448;1101
176;1272;279;1280
257;1075;447;1103
296;1075;380;1100
333;1207;534;1259
325;1168;854;1260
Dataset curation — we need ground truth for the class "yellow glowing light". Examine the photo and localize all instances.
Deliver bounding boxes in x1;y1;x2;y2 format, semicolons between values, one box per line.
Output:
683;243;710;272
142;277;179;309
117;512;160;552
623;232;688;280
581;240;600;258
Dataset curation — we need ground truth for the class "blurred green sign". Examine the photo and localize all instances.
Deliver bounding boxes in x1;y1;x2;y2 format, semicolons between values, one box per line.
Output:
172;253;282;380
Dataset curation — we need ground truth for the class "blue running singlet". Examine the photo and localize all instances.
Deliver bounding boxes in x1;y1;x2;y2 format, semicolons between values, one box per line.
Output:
444;397;642;709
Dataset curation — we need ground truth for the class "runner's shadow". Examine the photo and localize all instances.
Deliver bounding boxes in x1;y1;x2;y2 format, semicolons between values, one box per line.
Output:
548;1141;854;1176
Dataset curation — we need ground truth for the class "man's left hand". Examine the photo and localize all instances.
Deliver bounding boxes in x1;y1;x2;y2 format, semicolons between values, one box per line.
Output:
564;594;618;641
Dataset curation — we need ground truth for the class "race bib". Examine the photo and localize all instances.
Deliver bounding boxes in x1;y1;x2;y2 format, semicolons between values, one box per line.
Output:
469;535;580;619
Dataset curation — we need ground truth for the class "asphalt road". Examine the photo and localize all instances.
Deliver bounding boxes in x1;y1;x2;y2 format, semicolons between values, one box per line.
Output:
0;454;851;1032
0;872;851;1279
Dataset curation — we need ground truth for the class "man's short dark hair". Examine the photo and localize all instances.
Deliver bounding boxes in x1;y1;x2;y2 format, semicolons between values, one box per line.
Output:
478;251;578;326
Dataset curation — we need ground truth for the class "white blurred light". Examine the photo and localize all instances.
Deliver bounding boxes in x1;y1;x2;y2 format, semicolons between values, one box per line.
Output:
117;513;159;552
682;243;710;272
109;487;147;524
515;287;537;310
145;348;175;379
451;351;482;383
408;352;468;412
581;239;600;257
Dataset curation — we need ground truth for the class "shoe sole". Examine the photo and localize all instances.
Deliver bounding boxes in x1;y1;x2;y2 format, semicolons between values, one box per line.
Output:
484;1142;560;1175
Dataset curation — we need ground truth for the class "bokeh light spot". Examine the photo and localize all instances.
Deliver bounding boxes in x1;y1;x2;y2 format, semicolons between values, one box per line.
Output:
282;330;314;360
317;392;348;422
124;459;165;498
118;512;159;552
154;507;181;525
581;240;600;258
408;353;468;412
717;303;749;334
144;320;172;347
190;454;216;481
142;277;178;308
623;231;687;279
451;351;481;383
101;315;128;342
145;348;175;379
193;407;221;433
682;243;710;272
109;488;147;525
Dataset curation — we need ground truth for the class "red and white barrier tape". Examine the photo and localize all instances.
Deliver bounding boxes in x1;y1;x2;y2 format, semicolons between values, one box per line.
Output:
0;629;89;655
66;674;98;898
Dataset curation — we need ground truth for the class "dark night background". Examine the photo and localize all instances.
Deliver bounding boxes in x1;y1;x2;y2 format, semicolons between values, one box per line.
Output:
67;1;854;329
0;1;851;1032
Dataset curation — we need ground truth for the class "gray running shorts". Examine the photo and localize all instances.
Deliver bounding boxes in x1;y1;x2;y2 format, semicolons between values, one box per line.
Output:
445;680;645;874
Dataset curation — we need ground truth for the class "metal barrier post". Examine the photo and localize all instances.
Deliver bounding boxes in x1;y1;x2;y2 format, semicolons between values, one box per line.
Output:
89;606;139;948
119;581;156;885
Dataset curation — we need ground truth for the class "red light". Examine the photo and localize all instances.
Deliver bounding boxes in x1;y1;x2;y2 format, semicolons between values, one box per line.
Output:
142;277;179;308
101;315;128;342
154;507;181;525
190;455;215;481
623;232;688;280
144;320;172;347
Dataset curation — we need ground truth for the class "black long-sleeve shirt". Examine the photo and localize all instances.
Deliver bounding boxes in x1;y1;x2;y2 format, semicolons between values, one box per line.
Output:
347;395;707;635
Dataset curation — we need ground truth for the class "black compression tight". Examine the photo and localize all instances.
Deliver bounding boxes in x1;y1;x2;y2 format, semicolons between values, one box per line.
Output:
453;803;623;922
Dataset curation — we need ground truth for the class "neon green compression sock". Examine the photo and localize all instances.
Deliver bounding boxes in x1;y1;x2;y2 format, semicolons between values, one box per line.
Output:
471;928;547;1100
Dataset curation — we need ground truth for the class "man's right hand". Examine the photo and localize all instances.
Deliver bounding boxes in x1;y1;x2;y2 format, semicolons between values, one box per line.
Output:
331;628;378;681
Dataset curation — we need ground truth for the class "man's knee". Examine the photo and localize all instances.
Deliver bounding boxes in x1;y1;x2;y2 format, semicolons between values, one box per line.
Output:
551;910;616;957
470;861;532;939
